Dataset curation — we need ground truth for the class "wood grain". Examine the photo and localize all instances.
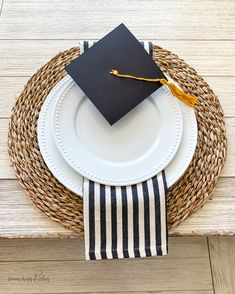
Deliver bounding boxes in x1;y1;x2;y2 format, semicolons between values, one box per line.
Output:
0;177;235;238
11;292;213;294
152;291;213;294
0;77;28;118
0;0;234;40
0;40;234;77
0;1;234;294
205;77;235;118
0;258;212;293
208;237;235;294
2;292;212;294
0;237;208;261
0;178;75;238
1;76;235;118
0;0;3;16
170;177;235;236
0;291;214;294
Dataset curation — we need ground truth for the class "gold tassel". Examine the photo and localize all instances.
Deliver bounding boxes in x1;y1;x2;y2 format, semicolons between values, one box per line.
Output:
110;69;197;107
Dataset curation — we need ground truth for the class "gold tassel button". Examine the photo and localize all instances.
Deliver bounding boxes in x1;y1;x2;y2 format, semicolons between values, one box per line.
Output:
110;69;197;107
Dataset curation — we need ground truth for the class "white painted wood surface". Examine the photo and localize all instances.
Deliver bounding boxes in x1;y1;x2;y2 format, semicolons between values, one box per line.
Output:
0;0;234;239
0;1;235;293
0;0;3;15
0;0;234;40
0;40;234;76
0;177;235;238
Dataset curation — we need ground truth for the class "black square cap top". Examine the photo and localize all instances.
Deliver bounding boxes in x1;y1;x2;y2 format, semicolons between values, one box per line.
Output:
65;23;166;125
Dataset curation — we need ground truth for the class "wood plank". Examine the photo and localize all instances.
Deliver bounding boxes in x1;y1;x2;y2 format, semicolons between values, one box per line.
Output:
220;118;235;177
0;179;75;238
123;292;213;294
2;117;234;180
158;40;235;77
0;292;214;294
9;292;213;294
0;40;76;77
0;118;15;179
0;77;28;118
7;292;213;294
208;236;235;294
0;0;234;40
0;40;234;77
0;177;234;238
170;178;235;236
1;76;235;118
0;258;212;293
205;76;235;118
147;289;214;294
0;0;3;16
0;237;208;261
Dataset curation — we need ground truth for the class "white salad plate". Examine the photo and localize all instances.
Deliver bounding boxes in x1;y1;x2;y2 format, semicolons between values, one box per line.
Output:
52;76;183;186
38;75;197;196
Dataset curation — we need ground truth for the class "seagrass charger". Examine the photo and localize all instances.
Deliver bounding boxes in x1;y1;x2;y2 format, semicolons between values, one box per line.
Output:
8;43;227;234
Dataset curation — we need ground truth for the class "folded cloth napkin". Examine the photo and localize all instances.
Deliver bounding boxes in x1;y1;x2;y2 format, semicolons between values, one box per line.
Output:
81;41;168;260
84;172;168;260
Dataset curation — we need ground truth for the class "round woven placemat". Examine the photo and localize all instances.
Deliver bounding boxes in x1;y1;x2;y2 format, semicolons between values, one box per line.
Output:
8;44;227;234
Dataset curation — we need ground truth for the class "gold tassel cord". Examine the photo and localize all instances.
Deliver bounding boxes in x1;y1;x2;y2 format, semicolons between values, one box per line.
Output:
110;69;197;107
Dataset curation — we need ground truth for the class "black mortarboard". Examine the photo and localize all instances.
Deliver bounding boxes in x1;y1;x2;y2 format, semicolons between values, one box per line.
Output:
65;23;166;125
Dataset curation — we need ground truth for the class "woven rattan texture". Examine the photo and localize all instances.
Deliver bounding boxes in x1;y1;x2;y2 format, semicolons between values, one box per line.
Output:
8;44;227;234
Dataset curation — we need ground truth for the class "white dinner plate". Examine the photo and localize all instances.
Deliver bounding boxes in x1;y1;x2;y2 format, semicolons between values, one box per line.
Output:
38;77;84;194
52;77;183;186
38;75;197;195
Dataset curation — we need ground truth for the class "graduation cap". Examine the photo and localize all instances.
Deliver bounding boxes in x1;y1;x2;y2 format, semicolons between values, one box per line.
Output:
65;24;196;125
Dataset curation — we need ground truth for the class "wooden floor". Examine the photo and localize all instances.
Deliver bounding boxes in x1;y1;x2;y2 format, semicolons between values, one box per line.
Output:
0;0;235;293
0;237;235;294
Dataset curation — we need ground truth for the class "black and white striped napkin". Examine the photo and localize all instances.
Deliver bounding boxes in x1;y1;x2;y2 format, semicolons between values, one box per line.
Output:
81;41;168;260
83;172;168;260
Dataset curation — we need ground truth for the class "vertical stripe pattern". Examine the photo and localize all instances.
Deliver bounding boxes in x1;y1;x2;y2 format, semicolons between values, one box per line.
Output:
84;172;168;260
82;41;168;260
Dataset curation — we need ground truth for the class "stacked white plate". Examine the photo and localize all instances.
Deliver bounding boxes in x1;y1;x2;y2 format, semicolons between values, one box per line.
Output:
38;75;197;196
